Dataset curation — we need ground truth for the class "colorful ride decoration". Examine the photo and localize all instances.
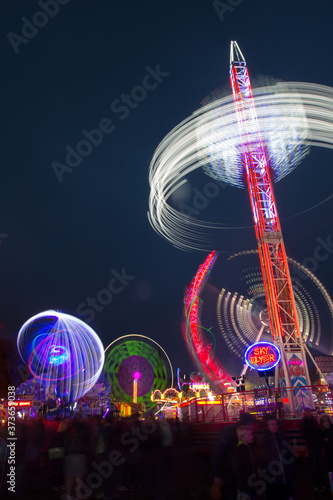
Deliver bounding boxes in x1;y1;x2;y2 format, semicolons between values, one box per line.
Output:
16;310;105;402
183;250;236;392
151;388;181;402
104;335;174;411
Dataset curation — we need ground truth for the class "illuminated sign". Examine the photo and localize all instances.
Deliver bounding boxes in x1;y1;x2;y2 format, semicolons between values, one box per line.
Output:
254;397;275;406
197;400;221;405
190;383;210;391
245;342;280;371
5;401;32;408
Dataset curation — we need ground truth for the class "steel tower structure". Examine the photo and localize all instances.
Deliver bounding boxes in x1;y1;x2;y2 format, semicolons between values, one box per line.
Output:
229;42;311;409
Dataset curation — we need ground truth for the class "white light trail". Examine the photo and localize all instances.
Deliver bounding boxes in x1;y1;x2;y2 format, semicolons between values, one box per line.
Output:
216;251;333;357
149;82;333;251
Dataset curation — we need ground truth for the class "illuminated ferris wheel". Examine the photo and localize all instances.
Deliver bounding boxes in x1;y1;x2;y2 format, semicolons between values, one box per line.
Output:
104;334;174;410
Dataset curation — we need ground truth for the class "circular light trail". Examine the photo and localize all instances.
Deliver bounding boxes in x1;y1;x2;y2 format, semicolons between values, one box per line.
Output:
16;310;105;401
184;251;333;388
104;334;174;410
149;82;333;251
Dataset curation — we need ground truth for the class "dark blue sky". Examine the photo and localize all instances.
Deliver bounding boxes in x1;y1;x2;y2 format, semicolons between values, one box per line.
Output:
1;0;333;379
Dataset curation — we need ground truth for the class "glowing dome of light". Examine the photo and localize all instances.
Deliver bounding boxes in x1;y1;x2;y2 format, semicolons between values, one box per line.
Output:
17;310;105;401
198;85;309;188
48;345;70;366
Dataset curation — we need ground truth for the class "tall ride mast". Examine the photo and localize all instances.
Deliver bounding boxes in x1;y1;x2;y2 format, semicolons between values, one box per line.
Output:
229;41;311;408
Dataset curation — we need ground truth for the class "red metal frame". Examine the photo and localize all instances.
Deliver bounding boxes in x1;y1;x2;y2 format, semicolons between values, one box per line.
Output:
180;384;332;424
229;42;311;392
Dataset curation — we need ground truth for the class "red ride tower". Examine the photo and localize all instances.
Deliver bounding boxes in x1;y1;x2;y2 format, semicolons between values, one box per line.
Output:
229;42;311;411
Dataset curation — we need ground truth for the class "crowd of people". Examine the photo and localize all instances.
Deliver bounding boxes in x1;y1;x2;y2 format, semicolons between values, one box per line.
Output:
0;412;208;500
1;409;333;499
211;411;333;500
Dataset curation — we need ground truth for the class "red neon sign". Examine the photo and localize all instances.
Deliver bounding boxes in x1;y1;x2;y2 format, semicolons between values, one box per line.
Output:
245;342;280;371
250;348;275;365
5;401;32;408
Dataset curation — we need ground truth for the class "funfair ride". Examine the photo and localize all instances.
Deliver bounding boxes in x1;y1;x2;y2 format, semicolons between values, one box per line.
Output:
229;42;311;409
149;41;333;412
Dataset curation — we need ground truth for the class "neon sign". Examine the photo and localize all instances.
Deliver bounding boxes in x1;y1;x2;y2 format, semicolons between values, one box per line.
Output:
254;397;275;406
190;383;210;391
5;401;32;408
245;342;280;371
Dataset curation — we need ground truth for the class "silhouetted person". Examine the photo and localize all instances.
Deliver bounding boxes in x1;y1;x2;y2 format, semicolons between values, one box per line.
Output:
319;413;333;472
257;415;294;500
64;419;90;499
302;409;325;492
50;420;69;491
46;386;59;417
25;418;47;490
211;413;256;499
233;425;259;500
42;402;47;418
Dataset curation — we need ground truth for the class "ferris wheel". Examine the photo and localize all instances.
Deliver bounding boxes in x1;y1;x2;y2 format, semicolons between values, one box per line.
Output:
104;334;174;410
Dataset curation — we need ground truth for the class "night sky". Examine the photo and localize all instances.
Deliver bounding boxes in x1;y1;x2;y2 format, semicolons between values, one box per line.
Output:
1;0;333;382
